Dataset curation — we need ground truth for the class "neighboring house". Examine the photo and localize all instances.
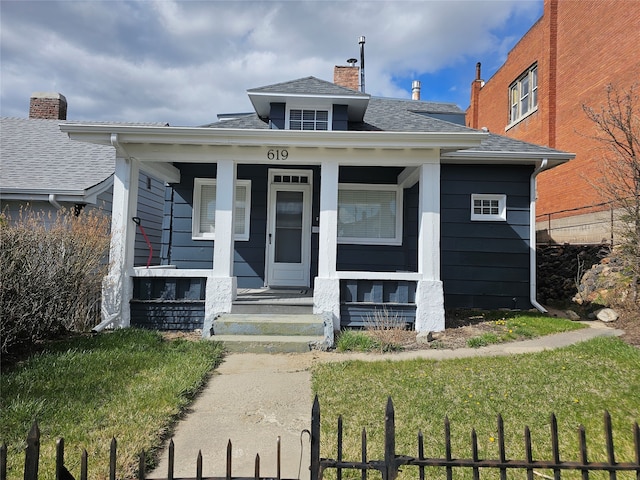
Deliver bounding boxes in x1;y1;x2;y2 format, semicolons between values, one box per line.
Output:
466;0;640;244
0;92;165;267
61;68;573;336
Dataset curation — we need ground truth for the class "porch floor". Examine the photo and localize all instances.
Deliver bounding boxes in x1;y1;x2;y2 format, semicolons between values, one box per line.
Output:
235;287;313;306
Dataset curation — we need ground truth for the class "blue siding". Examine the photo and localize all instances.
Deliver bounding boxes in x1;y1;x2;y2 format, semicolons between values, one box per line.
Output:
161;164;319;288
134;173;164;267
269;103;285;129
332;104;349;131
440;164;534;310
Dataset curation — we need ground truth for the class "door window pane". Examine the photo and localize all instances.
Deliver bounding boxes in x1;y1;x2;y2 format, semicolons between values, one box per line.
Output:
275;191;303;263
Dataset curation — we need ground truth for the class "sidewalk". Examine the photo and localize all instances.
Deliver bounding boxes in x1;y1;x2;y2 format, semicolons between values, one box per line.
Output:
148;322;623;480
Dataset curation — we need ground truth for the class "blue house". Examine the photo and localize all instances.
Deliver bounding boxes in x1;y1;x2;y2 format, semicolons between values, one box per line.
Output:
61;71;573;343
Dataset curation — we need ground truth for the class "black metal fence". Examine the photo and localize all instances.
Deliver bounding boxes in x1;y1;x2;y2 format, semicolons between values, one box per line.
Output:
3;397;640;480
310;397;640;480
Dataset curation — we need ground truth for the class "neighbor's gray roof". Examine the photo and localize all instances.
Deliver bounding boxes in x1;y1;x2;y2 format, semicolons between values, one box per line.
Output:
0;117;162;195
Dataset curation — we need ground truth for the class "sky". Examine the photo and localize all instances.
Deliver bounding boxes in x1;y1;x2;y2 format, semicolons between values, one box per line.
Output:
0;0;543;127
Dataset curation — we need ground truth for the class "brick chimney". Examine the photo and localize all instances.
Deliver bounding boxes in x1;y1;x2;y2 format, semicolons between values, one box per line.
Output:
29;92;67;120
467;63;483;129
333;66;360;91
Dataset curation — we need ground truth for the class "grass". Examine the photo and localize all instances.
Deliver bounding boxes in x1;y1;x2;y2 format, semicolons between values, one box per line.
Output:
0;329;224;480
312;336;640;480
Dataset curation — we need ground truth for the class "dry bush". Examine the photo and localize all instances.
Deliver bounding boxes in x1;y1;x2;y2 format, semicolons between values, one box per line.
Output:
364;307;412;352
0;207;110;355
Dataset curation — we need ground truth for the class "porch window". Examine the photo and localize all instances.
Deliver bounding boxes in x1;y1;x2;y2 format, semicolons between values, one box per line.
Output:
288;108;329;130
337;184;402;245
508;64;538;125
471;194;506;221
192;178;251;240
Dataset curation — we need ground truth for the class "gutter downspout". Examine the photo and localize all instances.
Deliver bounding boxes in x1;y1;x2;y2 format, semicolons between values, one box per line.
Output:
48;194;62;210
530;158;550;313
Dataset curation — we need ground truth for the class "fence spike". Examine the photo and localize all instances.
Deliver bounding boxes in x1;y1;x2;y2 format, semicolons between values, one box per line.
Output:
497;414;507;480
226;440;232;480
634;422;640;468
578;425;589;480
550;413;561;480
362;428;368;480
196;450;202;480
254;453;260;480
524;426;533;480
311;396;321;480
338;416;343;480
418;430;424;480
24;421;40;480
168;439;175;480
604;411;616;466
138;450;145;480
277;436;281;480
444;416;452;480
1;442;7;480
56;438;65;480
109;438;117;480
80;449;87;480
471;429;479;480
385;397;397;480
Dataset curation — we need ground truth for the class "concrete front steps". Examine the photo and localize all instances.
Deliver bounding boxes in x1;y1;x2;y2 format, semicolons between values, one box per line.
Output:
212;313;329;353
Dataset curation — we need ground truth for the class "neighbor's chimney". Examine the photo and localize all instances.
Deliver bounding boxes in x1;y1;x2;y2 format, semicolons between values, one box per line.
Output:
412;80;421;100
467;62;483;129
334;64;360;91
29;92;67;120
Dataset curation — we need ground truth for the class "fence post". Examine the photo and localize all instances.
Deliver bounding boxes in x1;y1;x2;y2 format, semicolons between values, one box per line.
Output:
311;396;320;480
2;442;8;480
23;422;40;480
384;397;397;480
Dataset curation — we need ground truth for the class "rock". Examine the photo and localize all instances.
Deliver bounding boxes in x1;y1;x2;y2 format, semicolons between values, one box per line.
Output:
564;310;581;321
416;331;433;345
595;308;619;322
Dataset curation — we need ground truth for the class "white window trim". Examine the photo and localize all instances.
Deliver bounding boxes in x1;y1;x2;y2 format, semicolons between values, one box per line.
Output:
192;178;251;241
286;106;332;131
471;194;507;222
506;64;538;129
337;183;403;245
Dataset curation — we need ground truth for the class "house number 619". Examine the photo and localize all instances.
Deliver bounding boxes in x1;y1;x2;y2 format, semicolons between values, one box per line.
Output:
267;149;288;160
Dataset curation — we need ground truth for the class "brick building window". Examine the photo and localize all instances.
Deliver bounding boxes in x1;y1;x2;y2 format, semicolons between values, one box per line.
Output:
509;64;538;124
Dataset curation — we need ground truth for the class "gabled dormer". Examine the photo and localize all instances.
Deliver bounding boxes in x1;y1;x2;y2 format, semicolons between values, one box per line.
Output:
247;76;370;131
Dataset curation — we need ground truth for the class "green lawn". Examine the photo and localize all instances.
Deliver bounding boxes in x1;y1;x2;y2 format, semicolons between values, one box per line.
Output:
0;329;224;480
312;336;640;479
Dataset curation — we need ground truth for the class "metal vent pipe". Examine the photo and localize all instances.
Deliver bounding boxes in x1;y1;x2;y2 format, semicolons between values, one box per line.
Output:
359;36;366;92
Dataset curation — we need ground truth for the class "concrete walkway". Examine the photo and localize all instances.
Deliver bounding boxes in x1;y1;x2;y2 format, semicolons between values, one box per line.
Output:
148;321;623;480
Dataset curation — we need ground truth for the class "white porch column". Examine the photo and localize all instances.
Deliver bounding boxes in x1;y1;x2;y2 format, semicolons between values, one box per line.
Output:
102;155;139;328
313;161;340;331
204;159;237;336
415;162;445;332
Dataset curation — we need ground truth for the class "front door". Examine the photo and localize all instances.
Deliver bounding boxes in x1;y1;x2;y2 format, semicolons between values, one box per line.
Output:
266;169;312;287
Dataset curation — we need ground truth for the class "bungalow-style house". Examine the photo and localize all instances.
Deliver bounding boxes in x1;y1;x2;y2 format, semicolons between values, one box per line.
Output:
60;69;574;343
0;93;165;267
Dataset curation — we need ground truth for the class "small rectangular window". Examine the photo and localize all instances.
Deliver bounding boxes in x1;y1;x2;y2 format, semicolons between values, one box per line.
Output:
471;194;507;221
508;64;538;125
337;184;402;245
289;108;329;130
192;178;251;240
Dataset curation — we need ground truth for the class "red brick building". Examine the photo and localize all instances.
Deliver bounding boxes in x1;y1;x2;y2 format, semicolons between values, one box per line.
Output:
467;0;640;244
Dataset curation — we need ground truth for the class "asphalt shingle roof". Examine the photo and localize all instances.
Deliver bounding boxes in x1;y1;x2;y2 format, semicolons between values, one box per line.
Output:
0;117;117;192
247;76;368;97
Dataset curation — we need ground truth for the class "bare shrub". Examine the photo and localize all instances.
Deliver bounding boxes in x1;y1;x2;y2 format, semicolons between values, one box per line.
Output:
0;207;110;355
364;307;411;352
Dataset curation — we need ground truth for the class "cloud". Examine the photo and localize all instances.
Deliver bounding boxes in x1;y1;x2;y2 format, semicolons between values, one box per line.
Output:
0;0;541;126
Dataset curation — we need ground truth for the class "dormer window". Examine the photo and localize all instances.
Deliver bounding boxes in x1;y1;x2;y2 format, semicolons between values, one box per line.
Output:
288;108;329;130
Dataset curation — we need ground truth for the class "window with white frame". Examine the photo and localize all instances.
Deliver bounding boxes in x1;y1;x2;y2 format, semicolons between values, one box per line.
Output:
288;108;329;130
471;194;507;221
192;178;251;240
337;184;402;245
509;64;538;124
